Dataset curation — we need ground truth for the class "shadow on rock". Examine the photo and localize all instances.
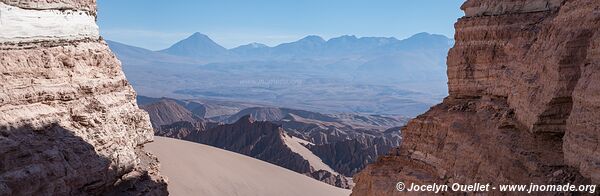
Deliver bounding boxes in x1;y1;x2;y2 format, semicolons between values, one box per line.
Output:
0;123;167;196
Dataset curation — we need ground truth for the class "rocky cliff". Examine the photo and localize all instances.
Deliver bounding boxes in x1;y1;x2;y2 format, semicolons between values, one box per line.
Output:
352;0;600;195
0;1;167;195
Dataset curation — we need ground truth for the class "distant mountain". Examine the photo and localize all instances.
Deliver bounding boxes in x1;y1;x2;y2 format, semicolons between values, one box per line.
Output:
149;32;452;62
269;35;327;57
111;32;452;66
107;40;201;65
137;95;265;119
223;106;407;130
392;32;453;51
107;40;157;61
236;42;269;49
110;32;452;116
159;32;229;59
324;35;398;55
228;42;269;60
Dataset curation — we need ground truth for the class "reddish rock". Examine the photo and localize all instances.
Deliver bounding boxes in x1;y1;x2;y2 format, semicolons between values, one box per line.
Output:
352;0;600;195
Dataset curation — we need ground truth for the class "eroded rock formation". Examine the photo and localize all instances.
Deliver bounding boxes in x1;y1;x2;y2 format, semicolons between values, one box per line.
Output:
352;0;600;195
0;1;167;195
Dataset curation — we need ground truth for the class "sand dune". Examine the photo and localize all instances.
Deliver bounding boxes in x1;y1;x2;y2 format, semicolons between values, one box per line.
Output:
146;137;351;196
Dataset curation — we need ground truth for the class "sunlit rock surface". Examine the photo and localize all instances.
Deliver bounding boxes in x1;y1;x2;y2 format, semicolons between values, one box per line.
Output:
352;0;600;195
0;1;168;195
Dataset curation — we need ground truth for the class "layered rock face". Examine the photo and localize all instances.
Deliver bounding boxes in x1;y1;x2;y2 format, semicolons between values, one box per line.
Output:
0;1;167;195
352;0;600;195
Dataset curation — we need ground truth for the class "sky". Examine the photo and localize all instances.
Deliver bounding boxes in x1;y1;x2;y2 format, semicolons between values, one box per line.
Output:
97;0;466;50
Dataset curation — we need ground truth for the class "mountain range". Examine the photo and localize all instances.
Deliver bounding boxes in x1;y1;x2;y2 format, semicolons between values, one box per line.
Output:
109;32;453;116
132;32;452;63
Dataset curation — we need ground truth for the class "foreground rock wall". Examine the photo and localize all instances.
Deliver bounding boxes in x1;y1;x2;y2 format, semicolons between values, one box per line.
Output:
0;1;167;195
352;0;600;195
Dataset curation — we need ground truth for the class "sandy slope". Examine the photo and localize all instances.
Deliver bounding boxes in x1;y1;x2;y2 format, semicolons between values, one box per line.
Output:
147;137;351;196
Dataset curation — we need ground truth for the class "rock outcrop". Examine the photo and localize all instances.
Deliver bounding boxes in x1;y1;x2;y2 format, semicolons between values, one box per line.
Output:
0;1;167;195
352;0;600;195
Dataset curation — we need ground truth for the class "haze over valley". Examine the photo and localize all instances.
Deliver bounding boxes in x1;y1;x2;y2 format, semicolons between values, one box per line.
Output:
108;32;452;188
106;29;454;190
109;32;452;117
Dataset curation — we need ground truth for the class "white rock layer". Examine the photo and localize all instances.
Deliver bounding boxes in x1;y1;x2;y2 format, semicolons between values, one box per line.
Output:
0;2;99;43
0;1;167;195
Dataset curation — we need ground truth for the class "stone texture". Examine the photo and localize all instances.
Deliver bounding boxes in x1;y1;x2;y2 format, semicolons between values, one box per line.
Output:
352;0;600;195
0;3;99;43
0;0;96;14
462;0;564;17
0;1;167;195
564;4;600;182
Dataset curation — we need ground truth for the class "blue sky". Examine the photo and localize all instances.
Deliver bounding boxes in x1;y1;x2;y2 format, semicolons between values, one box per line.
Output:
97;0;465;50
